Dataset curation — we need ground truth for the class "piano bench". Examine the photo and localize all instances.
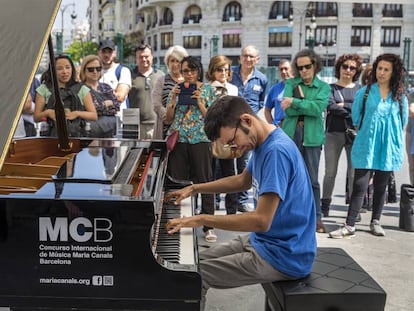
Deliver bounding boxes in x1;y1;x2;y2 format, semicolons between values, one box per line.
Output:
262;247;386;311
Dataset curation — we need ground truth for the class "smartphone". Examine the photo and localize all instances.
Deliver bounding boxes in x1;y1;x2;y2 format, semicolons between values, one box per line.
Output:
177;82;198;106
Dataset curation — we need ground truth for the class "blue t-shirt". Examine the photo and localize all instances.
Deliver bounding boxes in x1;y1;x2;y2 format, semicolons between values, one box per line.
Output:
264;81;286;125
247;128;316;278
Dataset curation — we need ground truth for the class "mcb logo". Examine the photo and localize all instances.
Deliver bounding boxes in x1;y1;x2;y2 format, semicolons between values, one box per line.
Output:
39;217;113;242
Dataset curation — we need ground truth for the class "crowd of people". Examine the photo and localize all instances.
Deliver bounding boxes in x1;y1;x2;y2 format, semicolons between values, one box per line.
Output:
18;40;412;310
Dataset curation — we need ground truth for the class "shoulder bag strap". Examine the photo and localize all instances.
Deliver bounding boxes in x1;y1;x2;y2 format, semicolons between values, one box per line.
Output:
358;84;371;130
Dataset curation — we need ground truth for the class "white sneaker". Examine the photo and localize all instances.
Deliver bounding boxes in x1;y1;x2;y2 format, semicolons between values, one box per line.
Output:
370;220;385;236
329;224;356;239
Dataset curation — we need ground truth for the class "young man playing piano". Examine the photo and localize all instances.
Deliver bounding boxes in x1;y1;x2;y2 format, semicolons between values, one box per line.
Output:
164;95;317;310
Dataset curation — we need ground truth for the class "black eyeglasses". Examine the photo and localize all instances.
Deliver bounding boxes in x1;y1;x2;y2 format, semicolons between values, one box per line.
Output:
297;63;313;71
216;68;229;73
182;68;198;75
86;66;102;73
145;76;151;90
223;120;240;149
341;64;357;71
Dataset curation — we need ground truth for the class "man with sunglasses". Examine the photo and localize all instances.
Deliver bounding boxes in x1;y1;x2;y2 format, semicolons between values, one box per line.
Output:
129;44;164;139
164;96;316;310
281;49;330;233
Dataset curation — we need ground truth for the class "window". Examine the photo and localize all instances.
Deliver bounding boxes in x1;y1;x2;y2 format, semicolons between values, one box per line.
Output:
353;3;372;18
160;8;173;25
312;2;337;17
351;26;371;46
381;26;401;47
382;4;403;18
135;13;143;24
161;32;173;50
146;16;151;30
268;55;292;67
152;11;158;28
223;1;242;22
183;36;202;49
269;1;291;19
183;5;202;24
153;34;158;51
269;32;292;47
223;34;241;48
314;26;337;46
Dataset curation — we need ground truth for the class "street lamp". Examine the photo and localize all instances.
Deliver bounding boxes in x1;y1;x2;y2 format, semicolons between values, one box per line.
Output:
56;2;77;54
288;4;317;50
318;40;336;77
403;37;412;87
204;34;220;59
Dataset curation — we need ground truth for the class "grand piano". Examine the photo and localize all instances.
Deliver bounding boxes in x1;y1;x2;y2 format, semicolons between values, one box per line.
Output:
0;1;201;310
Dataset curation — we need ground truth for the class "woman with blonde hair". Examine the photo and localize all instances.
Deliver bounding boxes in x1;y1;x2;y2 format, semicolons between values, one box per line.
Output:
152;45;188;139
80;54;120;137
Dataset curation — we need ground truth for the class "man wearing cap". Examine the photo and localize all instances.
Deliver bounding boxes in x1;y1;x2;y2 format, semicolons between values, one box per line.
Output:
98;39;132;113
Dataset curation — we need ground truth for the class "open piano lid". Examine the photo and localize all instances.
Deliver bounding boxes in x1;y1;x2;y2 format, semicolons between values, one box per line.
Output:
0;0;61;171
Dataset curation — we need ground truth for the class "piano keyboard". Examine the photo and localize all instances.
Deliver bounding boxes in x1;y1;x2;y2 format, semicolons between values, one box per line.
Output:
154;196;196;266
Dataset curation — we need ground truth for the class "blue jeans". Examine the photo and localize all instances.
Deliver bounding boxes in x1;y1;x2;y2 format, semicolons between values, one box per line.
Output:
293;125;322;220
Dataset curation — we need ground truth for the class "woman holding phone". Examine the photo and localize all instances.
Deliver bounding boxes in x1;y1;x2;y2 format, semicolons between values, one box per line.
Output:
165;56;217;242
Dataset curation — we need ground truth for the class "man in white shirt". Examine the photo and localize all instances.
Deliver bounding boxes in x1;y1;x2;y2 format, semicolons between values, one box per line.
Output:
98;39;132;112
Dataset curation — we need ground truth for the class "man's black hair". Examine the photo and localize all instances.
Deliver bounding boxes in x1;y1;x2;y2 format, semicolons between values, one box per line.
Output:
204;95;254;141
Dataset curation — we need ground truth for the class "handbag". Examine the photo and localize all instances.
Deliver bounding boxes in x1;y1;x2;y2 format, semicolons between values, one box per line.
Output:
344;121;357;145
166;129;179;152
343;85;371;144
211;141;243;159
399;184;414;232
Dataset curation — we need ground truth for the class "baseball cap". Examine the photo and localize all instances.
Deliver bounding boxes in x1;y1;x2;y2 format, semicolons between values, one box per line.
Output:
99;39;115;50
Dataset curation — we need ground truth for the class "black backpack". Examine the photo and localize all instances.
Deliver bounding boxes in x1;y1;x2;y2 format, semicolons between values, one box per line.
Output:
46;83;86;137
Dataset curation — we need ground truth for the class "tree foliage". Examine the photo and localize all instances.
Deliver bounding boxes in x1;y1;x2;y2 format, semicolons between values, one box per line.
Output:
65;40;99;64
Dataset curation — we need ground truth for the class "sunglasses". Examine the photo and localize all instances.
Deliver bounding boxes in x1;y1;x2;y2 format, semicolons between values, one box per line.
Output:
145;76;151;90
86;66;102;73
216;68;229;73
297;63;313;71
341;64;357;71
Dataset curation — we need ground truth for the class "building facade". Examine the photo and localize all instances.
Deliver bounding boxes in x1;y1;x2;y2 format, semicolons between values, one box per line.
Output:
89;0;414;73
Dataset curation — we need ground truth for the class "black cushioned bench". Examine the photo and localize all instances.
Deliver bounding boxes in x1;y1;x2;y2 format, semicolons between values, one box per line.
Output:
262;247;386;311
